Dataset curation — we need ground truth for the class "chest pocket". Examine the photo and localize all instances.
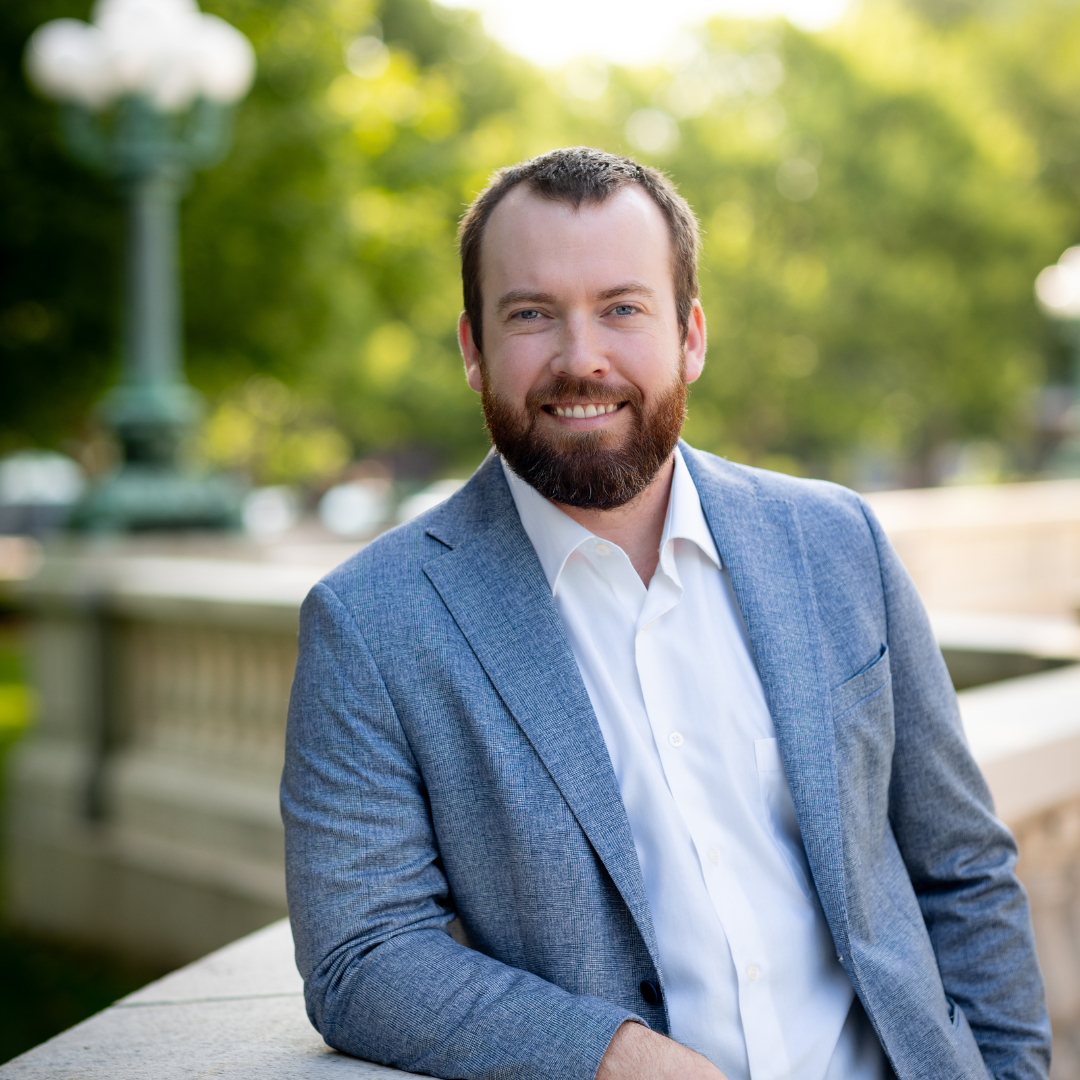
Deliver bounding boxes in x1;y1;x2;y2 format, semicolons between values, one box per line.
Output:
755;737;818;904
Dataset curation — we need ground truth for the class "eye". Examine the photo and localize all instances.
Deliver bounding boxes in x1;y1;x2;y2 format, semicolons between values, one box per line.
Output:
515;309;542;321
612;304;638;316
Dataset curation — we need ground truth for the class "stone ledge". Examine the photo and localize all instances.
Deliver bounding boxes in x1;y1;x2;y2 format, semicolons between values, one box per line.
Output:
0;920;420;1079
959;663;1080;824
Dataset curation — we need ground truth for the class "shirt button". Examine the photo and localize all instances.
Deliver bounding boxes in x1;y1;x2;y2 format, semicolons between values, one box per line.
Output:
668;732;684;748
595;543;610;555
707;847;720;864
747;964;760;981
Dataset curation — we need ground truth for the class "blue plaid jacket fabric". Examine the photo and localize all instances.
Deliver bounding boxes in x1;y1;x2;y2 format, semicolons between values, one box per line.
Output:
281;445;1050;1080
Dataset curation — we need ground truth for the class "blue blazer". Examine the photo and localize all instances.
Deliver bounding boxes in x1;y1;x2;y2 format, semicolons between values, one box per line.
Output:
282;446;1050;1080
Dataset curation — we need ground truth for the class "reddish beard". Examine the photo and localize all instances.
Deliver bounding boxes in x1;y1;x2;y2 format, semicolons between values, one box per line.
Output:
481;365;688;510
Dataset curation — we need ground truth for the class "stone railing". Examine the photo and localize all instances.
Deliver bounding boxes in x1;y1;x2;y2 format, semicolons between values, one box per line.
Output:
2;660;1078;1079
4;542;345;962
2;476;1080;1073
0;917;409;1079
866;478;1080;619
960;663;1080;1077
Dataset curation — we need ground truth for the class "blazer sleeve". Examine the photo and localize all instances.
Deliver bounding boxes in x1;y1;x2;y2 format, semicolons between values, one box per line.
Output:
858;499;1052;1080
280;581;637;1080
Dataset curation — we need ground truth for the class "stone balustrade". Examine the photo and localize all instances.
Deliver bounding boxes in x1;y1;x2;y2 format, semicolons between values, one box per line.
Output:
866;478;1080;619
2;661;1078;1078
0;918;407;1079
2;476;1080;1075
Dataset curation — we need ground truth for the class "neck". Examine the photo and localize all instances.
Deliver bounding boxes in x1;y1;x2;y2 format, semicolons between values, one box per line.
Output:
554;453;676;586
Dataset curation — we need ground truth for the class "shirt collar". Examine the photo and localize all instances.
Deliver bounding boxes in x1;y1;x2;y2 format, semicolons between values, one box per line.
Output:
663;446;722;572
502;445;721;596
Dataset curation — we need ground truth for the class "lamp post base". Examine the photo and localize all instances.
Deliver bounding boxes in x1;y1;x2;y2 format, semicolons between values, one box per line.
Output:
71;466;245;533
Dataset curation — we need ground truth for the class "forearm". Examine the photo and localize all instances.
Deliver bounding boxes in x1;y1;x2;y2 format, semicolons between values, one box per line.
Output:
304;926;635;1080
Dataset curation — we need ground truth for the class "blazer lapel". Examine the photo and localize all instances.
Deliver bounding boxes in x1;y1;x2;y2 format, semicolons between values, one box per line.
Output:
682;446;850;938
422;458;661;968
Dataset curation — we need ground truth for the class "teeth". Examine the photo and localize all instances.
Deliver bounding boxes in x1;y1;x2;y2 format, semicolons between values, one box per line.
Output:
551;402;621;417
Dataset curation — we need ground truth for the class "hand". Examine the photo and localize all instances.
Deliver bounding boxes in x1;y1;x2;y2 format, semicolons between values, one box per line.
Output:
596;1021;729;1080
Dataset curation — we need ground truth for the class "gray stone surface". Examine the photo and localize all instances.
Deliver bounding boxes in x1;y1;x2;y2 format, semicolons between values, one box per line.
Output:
121;918;302;1004
0;919;423;1079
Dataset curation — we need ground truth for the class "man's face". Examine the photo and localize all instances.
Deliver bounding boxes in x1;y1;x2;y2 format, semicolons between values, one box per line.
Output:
459;184;706;509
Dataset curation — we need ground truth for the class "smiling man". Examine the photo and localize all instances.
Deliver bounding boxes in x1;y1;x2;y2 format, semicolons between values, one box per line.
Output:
282;148;1050;1080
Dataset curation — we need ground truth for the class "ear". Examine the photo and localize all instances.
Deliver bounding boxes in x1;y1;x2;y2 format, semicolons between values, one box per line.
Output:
459;311;484;394
683;300;707;385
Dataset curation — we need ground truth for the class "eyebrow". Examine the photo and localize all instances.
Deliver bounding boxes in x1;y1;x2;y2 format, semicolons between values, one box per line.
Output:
494;282;657;313
596;282;657;302
494;290;558;314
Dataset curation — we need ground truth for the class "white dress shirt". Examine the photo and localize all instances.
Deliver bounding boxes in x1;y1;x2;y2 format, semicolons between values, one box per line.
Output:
503;449;889;1080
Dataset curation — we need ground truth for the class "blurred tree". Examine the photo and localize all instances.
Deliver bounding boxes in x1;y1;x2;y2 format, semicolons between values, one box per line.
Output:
2;0;1077;488
0;0;122;458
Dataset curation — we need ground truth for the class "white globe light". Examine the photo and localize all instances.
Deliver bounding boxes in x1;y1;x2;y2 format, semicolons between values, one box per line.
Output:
193;15;256;104
98;0;204;111
25;19;116;109
91;0;199;33
27;0;254;112
1035;261;1080;320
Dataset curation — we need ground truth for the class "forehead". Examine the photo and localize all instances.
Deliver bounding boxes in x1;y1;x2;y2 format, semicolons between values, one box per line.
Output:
480;184;674;301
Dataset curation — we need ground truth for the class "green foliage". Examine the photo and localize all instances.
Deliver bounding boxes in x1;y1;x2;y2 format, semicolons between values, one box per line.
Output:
3;0;1080;484
0;1;122;456
654;13;1061;482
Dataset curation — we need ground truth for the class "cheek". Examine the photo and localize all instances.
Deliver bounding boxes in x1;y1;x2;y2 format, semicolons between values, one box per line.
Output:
489;341;551;395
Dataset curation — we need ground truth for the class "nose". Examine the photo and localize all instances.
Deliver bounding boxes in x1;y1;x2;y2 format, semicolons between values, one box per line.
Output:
551;313;609;381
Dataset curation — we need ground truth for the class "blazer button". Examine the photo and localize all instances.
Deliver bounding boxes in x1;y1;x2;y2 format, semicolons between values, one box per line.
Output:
639;980;662;1007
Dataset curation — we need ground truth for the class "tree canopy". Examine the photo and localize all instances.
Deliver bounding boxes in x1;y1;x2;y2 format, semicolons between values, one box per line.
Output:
2;0;1078;488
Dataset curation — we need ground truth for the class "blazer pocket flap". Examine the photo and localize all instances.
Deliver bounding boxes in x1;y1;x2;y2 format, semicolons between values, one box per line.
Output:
831;644;890;718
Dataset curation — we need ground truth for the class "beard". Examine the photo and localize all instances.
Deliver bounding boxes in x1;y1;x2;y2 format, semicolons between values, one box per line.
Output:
481;359;688;511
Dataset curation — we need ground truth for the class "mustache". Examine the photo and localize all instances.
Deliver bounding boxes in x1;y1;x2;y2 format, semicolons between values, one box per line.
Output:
525;378;643;412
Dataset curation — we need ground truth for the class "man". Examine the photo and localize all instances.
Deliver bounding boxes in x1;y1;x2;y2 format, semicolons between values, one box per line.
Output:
282;147;1050;1080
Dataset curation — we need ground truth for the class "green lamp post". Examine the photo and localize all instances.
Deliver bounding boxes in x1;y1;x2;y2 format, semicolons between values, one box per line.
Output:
1035;248;1080;478
25;0;256;530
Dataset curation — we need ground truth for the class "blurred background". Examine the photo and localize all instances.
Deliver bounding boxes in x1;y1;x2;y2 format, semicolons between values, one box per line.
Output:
3;0;1080;1071
7;0;1080;498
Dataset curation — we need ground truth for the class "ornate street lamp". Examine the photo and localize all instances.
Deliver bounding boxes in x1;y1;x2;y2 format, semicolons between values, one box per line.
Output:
1035;247;1080;477
25;0;256;530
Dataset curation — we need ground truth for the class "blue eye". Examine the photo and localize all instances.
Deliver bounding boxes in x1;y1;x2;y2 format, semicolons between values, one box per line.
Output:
517;309;541;320
613;304;636;315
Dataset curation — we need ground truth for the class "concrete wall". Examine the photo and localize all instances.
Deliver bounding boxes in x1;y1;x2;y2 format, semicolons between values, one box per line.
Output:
4;477;1080;1069
2;663;1079;1080
865;478;1080;618
4;546;331;965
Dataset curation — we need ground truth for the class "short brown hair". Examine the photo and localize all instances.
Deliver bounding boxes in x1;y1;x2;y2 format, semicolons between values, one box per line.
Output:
458;146;700;353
